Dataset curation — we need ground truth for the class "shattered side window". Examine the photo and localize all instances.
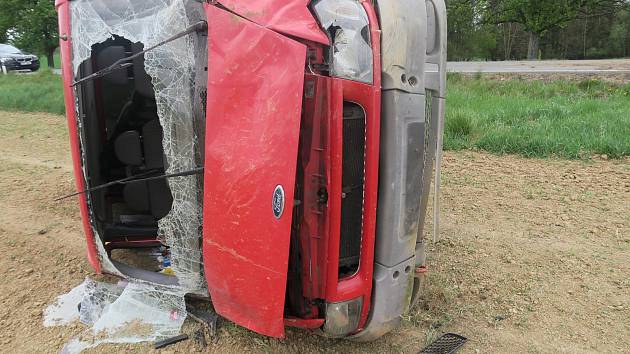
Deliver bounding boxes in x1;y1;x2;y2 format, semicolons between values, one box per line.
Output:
312;0;373;84
70;0;206;292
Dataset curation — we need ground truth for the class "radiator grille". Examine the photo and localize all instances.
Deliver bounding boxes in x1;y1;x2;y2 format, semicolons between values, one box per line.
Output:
339;102;366;276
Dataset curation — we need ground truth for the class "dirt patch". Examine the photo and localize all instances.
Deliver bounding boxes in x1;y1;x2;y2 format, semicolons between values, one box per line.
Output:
419;152;629;353
459;72;630;84
0;111;628;353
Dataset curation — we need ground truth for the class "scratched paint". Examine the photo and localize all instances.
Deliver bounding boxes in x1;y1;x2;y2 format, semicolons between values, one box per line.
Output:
201;4;307;338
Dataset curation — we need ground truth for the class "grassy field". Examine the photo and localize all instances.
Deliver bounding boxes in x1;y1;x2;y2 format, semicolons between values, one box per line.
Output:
40;49;61;69
1;71;629;159
445;74;630;158
0;70;65;115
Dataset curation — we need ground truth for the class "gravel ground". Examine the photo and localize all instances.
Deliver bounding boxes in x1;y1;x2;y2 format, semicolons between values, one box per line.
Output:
0;111;628;353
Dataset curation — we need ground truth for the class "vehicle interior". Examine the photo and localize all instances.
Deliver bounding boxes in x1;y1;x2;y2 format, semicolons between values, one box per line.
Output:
76;36;174;275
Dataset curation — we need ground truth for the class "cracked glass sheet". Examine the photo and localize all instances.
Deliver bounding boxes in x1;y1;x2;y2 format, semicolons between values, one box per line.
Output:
78;278;125;325
312;0;373;83
44;278;187;354
70;0;205;291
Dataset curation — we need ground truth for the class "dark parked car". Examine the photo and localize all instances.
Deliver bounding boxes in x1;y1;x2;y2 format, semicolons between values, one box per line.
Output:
0;44;40;73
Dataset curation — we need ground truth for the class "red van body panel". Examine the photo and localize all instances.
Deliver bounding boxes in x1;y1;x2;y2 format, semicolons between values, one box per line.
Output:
201;5;307;338
56;0;102;273
215;0;329;45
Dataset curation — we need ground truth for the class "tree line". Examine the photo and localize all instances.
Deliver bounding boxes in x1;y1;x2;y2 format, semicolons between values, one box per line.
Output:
0;0;58;67
448;0;630;61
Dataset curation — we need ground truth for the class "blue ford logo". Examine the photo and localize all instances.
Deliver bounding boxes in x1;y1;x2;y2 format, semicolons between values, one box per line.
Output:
272;185;285;219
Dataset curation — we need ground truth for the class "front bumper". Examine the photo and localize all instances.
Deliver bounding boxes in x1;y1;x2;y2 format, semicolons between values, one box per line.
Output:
1;61;40;71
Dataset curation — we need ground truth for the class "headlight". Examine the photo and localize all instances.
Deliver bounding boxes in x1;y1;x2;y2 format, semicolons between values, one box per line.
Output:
312;0;373;84
0;57;15;64
322;297;363;337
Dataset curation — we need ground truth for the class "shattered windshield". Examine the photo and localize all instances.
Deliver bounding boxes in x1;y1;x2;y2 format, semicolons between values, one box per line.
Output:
56;0;208;349
70;0;207;291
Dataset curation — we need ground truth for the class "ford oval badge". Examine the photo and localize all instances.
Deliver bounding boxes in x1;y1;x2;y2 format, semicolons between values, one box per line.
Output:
272;185;285;219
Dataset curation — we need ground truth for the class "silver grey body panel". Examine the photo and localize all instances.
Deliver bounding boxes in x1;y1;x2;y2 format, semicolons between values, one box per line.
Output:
352;0;446;341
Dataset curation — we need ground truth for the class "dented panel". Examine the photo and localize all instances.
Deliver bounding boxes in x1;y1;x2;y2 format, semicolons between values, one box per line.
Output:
217;0;329;45
202;5;307;338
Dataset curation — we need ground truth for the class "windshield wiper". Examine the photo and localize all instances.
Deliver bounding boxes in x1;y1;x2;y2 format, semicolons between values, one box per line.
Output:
54;167;204;201
72;20;207;87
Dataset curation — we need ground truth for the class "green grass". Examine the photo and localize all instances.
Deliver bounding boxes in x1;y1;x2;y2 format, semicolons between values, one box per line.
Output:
445;74;630;159
0;70;65;115
0;70;629;159
40;49;61;69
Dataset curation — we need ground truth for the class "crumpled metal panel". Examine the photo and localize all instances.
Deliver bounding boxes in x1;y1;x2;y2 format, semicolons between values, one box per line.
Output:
217;0;329;45
202;5;306;338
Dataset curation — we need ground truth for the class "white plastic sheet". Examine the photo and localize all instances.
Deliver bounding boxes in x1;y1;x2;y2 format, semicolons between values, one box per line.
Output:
43;280;86;327
44;278;187;354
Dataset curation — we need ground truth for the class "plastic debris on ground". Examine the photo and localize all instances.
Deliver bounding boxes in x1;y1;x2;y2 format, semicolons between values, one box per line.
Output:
43;280;87;327
43;278;187;353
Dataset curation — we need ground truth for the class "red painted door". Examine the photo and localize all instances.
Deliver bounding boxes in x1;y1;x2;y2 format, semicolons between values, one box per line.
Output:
202;5;306;338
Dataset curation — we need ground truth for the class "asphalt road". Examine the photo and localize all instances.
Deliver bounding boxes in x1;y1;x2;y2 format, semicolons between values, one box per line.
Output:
447;59;630;73
43;59;630;75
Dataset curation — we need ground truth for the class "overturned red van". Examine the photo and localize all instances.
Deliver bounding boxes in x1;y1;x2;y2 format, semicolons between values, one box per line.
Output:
56;0;446;340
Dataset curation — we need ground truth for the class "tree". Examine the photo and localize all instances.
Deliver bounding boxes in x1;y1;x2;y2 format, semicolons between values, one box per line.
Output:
484;0;628;60
608;8;630;57
0;8;11;43
0;0;58;68
447;0;498;60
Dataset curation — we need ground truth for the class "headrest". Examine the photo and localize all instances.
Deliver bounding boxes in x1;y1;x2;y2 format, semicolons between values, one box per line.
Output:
96;46;128;86
114;131;143;166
